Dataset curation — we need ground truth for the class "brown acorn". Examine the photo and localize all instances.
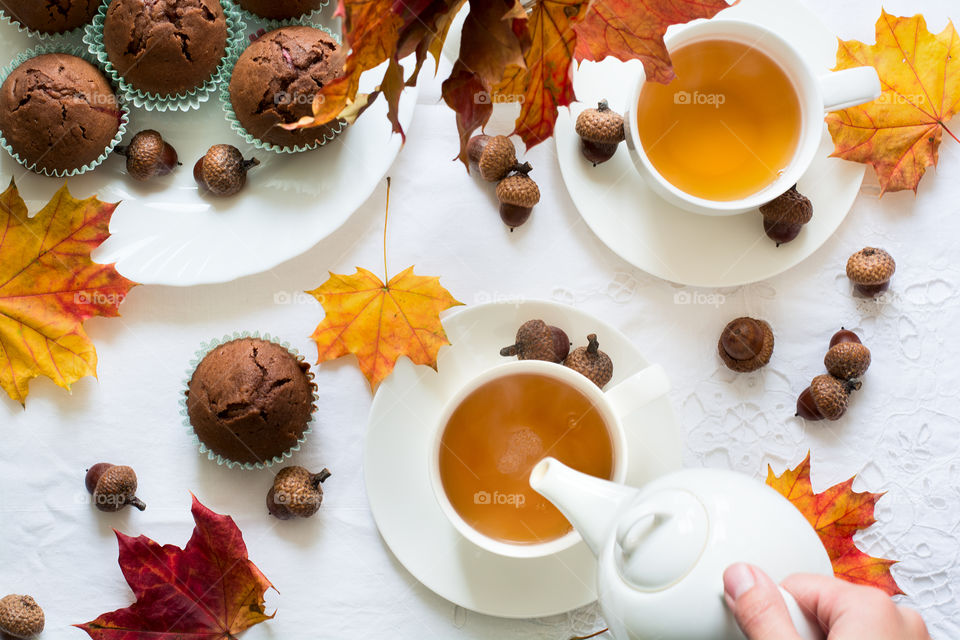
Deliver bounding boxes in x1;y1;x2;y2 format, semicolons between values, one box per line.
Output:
116;129;179;181
267;466;331;520
467;134;517;182
718;317;774;372
500;319;570;363
0;594;44;639
825;341;871;380
759;185;813;246
846;247;895;297
575;99;625;165
564;334;613;388
829;328;862;348
85;463;146;513
796;374;858;421
194;144;260;197
496;162;540;230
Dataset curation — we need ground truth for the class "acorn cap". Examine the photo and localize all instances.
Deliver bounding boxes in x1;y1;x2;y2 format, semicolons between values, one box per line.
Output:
0;594;44;639
563;334;614;388
269;466;331;519
846;247;895;285
501;319;566;362
496;173;540;208
718;318;774;373
809;374;850;420
478;135;517;182
824;342;871;380
575;100;625;145
94;465;145;512
759;185;813;225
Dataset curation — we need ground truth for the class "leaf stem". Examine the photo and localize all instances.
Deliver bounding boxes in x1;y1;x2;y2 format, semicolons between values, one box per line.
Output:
942;121;960;145
383;177;391;284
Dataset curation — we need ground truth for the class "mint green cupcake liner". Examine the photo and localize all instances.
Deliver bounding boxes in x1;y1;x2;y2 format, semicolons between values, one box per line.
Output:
83;0;246;112
220;18;345;154
221;0;331;31
0;43;130;177
180;331;318;471
0;10;92;40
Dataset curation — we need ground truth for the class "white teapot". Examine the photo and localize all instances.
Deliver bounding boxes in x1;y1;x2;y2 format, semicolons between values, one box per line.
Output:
529;458;833;640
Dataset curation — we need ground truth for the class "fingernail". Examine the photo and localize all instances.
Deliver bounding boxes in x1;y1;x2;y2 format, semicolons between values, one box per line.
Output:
724;563;757;601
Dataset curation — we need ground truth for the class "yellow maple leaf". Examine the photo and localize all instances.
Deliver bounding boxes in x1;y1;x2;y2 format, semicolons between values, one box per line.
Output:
826;11;960;194
0;180;136;405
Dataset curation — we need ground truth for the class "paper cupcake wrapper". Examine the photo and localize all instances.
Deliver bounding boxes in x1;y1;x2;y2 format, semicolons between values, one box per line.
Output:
180;331;319;471
0;43;130;178
220;18;345;154
222;0;331;31
0;9;93;40
83;0;246;112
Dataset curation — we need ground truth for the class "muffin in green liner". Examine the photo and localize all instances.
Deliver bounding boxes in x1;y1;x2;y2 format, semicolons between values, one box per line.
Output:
224;0;329;30
181;332;319;471
0;0;99;39
83;0;246;112
0;44;129;177
221;20;346;154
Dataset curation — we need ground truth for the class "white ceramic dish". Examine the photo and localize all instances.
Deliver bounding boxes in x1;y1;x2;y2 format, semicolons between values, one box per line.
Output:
0;22;418;287
555;0;867;287
364;300;682;618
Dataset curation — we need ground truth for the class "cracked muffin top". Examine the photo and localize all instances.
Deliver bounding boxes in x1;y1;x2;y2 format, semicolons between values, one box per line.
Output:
228;25;343;149
237;0;324;20
0;53;121;173
0;0;100;34
186;338;316;466
102;0;228;96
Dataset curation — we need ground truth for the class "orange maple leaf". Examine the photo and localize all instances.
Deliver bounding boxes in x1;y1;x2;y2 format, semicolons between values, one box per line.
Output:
0;180;136;406
767;453;904;596
826;11;960;194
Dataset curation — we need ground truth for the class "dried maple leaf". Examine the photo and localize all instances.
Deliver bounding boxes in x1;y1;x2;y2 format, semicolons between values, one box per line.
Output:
77;495;274;640
767;453;904;596
307;181;462;390
0;180;136;406
826;11;959;194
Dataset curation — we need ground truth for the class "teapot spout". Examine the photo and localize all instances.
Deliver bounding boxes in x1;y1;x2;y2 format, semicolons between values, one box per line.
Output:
530;457;637;556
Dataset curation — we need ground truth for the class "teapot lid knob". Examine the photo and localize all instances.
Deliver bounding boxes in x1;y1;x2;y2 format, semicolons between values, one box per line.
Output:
615;489;710;591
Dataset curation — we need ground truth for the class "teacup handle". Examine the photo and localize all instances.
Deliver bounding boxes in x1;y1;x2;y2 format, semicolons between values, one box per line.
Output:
779;587;826;640
819;66;881;112
603;364;671;418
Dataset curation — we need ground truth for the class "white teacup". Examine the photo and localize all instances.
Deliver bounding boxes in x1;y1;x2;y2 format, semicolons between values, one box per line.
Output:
429;359;671;558
624;19;881;216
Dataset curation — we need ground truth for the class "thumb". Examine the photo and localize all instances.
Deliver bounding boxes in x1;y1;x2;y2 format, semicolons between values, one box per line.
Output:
723;563;803;640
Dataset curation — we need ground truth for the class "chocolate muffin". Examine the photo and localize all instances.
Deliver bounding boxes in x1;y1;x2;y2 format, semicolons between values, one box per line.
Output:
186;338;316;466
237;0;324;20
0;53;122;174
102;0;228;96
229;25;343;149
0;0;99;34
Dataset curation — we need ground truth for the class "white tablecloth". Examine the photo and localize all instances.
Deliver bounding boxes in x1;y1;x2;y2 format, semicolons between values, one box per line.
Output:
1;0;958;638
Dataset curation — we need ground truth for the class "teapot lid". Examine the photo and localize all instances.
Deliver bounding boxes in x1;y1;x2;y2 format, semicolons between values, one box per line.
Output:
615;488;709;591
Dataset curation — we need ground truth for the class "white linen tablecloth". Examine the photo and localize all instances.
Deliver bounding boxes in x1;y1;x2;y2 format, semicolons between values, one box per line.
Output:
1;0;958;638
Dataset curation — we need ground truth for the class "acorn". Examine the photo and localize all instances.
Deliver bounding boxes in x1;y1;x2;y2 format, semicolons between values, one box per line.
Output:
0;594;44;639
825;339;871;380
85;463;146;512
718;317;774;373
194;144;260;197
846;247;895;297
575;99;625;165
564;334;613;388
116;129;179;181
500;319;570;363
496;162;540;230
796;374;858;421
467;134;517;182
829;328;862;348
759;185;813;246
267;466;331;520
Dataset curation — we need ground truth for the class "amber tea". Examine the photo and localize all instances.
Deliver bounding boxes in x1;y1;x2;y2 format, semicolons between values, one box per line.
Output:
438;373;615;545
636;38;802;201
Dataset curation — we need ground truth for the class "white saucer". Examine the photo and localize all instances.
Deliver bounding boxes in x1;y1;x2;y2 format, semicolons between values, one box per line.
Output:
556;0;865;288
364;300;682;618
0;20;418;287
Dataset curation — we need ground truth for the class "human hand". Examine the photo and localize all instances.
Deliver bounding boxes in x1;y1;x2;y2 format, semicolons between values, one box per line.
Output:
723;563;930;640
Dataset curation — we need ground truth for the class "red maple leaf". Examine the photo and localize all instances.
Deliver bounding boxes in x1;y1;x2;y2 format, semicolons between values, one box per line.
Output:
767;453;904;596
76;496;275;639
